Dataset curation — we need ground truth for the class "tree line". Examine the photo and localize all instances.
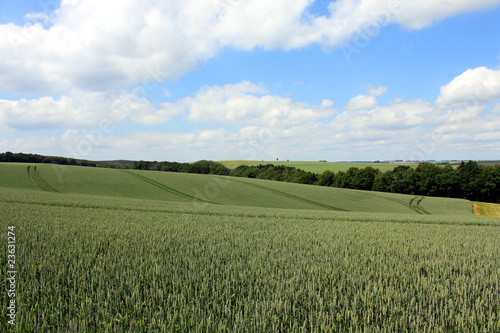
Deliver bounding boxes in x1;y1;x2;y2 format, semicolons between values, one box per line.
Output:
133;160;230;175
0;151;131;168
2;151;499;203
230;162;500;203
133;159;500;203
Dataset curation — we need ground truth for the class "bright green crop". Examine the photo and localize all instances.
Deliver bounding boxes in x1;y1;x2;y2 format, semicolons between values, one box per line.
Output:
0;163;498;332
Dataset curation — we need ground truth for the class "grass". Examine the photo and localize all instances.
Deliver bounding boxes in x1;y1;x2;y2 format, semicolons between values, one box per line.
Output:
1;162;499;331
474;202;500;217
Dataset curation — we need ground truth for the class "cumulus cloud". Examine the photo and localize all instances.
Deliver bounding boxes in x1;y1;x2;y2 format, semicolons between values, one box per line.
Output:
338;98;433;134
436;67;500;106
366;85;388;97
331;66;500;160
1;0;500;94
181;81;335;126
344;95;377;111
0;81;335;131
344;85;387;111
2;67;500;161
393;0;500;29
0;90;185;130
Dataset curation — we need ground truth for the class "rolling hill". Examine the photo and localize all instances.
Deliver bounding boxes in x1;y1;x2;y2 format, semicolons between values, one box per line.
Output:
0;163;475;215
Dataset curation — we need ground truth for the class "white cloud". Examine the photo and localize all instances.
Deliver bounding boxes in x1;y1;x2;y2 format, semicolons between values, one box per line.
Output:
0;81;334;131
2;0;500;94
366;85;388;96
138;102;185;126
0;90;184;130
181;81;335;126
344;95;377;111
393;0;500;29
344;85;387;111
2;67;500;161
339;98;432;131
436;67;500;106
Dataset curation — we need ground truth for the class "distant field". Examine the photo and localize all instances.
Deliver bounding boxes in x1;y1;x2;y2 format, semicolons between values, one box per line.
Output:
219;160;500;173
219;160;409;173
0;163;472;214
478;160;500;167
217;160;263;168
1;162;499;331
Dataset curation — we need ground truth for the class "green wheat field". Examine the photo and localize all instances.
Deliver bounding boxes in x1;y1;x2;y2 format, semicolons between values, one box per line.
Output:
1;163;499;332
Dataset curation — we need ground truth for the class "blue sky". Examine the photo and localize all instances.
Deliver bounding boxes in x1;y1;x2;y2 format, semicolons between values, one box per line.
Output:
1;0;500;162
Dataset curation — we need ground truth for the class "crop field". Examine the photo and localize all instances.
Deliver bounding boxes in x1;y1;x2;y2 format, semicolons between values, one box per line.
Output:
218;160;412;173
0;163;474;214
1;163;499;332
217;160;263;168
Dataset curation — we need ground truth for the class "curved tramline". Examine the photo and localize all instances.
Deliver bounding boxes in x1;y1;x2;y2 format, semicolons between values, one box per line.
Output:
361;190;415;213
409;197;430;215
417;197;430;214
26;165;40;189
122;170;211;203
33;166;59;192
27;165;59;193
19;163;199;202
232;176;426;214
409;197;421;214
229;177;348;212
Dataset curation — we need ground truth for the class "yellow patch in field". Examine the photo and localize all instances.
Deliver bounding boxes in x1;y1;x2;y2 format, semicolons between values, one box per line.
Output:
474;202;500;217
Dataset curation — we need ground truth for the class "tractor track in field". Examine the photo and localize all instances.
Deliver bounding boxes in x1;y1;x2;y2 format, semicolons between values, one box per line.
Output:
34;166;59;192
410;197;430;215
27;165;59;193
409;197;421;214
361;191;416;213
418;198;430;215
122;170;214;204
230;178;348;212
27;165;41;189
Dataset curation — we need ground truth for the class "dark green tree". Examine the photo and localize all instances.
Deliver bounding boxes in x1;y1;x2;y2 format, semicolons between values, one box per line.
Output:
317;170;336;187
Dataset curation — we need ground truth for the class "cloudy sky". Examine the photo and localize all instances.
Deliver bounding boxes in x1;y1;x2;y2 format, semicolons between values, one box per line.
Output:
1;0;500;162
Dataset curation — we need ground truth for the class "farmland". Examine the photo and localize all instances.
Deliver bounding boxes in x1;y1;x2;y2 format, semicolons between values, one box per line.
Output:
218;160;408;173
1;163;500;332
219;160;500;174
